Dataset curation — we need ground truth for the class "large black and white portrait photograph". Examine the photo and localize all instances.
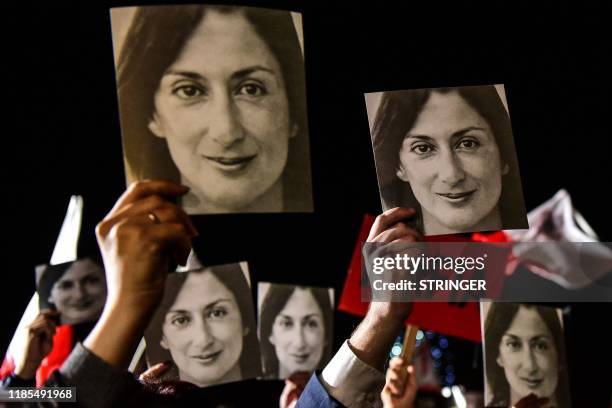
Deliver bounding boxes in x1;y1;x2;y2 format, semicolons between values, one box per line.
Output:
481;302;571;408
36;259;107;326
110;5;313;214
144;262;261;387
365;84;528;236
258;282;333;379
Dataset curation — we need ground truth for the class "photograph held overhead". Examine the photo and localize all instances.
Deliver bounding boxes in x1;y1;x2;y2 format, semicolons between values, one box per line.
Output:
366;85;528;237
110;5;313;215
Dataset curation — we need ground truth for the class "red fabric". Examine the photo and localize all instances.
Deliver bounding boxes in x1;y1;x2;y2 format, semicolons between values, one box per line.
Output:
338;214;375;317
338;215;510;342
407;303;481;342
36;324;73;386
0;355;16;380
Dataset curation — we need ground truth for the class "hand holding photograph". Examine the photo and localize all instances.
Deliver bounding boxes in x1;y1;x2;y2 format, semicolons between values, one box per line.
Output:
366;85;528;236
258;282;334;379
110;5;313;214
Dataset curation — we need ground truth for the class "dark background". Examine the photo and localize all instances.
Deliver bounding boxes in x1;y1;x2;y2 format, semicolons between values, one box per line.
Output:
3;1;610;406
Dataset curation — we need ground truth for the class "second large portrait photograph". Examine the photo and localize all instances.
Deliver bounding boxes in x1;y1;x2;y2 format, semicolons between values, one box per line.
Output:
365;84;528;236
110;5;313;214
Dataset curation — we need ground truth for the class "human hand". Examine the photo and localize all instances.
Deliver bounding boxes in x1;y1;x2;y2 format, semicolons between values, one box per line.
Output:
86;181;197;369
367;207;421;243
512;393;552;408
349;208;420;371
95;180;197;316
14;309;59;380
366;207;421;322
280;371;310;408
381;357;417;408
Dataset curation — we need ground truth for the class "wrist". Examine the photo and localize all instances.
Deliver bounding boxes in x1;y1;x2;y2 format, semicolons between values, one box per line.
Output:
349;303;410;371
367;301;412;328
105;291;161;320
102;298;156;333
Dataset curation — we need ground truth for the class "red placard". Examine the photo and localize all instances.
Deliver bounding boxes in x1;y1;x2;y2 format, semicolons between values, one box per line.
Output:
338;215;510;342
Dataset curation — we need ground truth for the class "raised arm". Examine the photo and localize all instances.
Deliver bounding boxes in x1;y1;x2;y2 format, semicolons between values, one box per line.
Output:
84;180;197;369
350;207;419;370
299;207;420;408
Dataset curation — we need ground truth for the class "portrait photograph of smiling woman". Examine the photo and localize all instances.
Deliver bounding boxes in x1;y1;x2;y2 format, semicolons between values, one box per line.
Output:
258;282;333;379
110;5;312;214
366;84;527;236
144;263;261;387
36;259;107;326
481;302;571;408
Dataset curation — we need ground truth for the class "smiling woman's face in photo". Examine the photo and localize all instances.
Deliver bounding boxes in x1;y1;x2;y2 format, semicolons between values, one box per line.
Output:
269;288;325;377
148;9;293;213
397;90;507;235
161;272;245;387
496;306;559;405
48;259;106;325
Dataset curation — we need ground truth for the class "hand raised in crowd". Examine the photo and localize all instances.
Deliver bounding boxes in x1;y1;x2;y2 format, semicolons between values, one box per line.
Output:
367;207;422;244
348;208;422;372
280;372;310;408
85;180;198;369
366;207;421;323
381;357;417;408
95;180;198;312
14;309;59;380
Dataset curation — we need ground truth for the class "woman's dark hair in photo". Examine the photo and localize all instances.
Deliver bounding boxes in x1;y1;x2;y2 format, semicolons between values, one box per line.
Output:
144;264;261;381
371;85;526;231
36;262;73;310
116;5;311;211
258;284;333;378
36;258;104;310
484;303;570;408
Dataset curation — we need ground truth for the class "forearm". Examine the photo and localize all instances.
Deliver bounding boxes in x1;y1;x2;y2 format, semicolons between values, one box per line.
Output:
348;303;406;371
83;300;155;370
316;303;410;407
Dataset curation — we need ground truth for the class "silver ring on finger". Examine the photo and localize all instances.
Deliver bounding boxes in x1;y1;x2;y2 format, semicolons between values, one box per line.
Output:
147;211;161;225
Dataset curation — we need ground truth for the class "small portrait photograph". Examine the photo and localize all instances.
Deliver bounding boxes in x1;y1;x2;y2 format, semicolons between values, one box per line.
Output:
481;302;571;408
144;263;261;388
365;84;528;236
110;5;313;214
258;282;334;379
36;259;107;326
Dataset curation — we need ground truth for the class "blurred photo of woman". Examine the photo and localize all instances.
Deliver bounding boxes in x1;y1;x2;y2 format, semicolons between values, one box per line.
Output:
258;283;333;379
112;5;312;214
37;259;107;326
483;303;570;408
144;263;261;387
369;85;527;236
